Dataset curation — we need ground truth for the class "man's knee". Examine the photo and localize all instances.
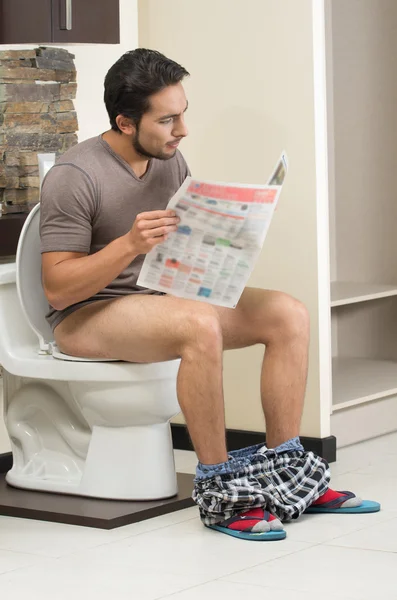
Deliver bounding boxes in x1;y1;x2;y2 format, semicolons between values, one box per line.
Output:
182;303;223;355
265;292;310;344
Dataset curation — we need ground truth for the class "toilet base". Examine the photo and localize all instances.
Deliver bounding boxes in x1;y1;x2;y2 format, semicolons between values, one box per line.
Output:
80;422;179;500
6;422;179;501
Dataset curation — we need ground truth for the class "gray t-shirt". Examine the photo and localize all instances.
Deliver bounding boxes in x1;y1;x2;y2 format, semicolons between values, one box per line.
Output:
40;135;190;330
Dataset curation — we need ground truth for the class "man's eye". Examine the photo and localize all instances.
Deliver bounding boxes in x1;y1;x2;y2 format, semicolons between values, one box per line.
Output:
160;118;173;125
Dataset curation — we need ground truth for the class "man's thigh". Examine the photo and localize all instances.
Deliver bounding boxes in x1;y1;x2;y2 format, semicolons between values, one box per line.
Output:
54;287;282;361
54;294;215;362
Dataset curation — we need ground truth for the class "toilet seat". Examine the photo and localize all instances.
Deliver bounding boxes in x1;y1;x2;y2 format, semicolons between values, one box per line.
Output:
16;203;118;364
52;344;119;362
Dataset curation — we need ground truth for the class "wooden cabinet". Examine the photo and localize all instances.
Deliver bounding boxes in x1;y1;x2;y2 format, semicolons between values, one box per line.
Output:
0;215;27;258
0;0;119;44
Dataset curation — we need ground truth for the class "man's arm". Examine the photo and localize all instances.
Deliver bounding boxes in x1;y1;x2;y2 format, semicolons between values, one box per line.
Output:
42;236;137;311
42;210;179;311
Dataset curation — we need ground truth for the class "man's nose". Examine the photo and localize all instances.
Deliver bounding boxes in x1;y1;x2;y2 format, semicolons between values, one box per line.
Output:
173;117;188;138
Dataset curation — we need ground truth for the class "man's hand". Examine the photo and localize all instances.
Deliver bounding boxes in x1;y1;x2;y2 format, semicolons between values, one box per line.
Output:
126;210;180;255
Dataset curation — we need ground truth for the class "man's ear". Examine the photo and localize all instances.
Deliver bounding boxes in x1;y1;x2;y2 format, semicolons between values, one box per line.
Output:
115;115;136;135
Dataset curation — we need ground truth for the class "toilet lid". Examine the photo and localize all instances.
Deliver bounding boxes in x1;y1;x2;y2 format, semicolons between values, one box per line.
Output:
16;203;54;351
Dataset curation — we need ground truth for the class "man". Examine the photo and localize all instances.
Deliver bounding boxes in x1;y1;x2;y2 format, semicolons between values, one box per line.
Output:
40;48;379;542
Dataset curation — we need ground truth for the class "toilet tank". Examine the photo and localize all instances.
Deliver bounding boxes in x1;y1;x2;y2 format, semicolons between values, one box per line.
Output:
0;262;38;368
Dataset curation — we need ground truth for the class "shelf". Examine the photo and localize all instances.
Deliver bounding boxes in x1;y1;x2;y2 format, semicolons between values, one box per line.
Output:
332;357;397;411
331;281;397;307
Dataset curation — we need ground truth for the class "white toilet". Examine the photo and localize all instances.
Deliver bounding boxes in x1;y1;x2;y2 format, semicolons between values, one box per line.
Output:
0;203;182;500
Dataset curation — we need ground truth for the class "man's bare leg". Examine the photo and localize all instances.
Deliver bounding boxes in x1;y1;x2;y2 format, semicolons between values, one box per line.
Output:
215;288;309;448
55;295;228;464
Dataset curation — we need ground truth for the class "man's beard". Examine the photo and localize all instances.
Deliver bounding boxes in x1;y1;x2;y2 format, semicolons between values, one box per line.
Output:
132;127;175;161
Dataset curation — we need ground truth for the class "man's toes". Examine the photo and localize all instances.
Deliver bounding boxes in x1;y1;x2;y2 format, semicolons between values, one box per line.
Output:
269;518;284;531
341;496;363;509
251;520;271;533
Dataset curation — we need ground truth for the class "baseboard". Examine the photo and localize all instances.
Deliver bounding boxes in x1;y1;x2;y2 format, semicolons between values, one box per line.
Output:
171;424;337;463
0;452;12;474
0;427;336;476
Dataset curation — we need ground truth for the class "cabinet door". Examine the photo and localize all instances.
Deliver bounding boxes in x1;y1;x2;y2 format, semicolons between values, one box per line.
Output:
0;0;52;44
51;0;120;43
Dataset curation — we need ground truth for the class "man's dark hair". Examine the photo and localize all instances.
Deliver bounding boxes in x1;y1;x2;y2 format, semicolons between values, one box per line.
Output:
104;48;189;132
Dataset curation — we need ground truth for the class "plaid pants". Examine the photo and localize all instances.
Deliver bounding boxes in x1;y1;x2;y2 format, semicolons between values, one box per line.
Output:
193;443;331;525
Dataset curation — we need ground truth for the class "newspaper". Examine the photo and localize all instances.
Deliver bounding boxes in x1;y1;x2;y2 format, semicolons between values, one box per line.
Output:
137;152;288;308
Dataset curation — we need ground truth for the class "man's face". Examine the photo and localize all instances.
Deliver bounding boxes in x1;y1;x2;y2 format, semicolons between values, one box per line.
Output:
131;82;189;160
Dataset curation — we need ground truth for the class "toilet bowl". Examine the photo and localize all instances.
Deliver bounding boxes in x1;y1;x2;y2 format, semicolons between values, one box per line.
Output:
0;204;181;500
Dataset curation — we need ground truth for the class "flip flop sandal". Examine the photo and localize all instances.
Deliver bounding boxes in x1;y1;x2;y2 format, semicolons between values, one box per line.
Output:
206;510;287;541
305;491;381;514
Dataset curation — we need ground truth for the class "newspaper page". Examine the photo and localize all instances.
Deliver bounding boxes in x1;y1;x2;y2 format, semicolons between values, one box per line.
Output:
137;152;288;308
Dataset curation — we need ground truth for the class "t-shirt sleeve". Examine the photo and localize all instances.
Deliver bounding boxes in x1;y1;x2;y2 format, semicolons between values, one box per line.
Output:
40;164;97;254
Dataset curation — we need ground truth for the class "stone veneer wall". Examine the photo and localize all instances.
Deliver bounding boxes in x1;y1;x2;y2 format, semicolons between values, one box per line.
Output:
0;47;78;214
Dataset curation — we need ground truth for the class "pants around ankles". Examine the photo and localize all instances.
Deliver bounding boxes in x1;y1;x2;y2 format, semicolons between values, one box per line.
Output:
193;442;331;526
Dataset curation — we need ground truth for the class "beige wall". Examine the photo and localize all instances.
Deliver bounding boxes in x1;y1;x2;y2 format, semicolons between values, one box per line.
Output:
139;0;326;436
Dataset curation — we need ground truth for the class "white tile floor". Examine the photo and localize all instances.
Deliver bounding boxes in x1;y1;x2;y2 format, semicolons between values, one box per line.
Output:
0;437;397;599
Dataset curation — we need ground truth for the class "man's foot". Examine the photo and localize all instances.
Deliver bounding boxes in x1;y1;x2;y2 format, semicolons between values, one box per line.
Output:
206;507;287;541
305;488;381;514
